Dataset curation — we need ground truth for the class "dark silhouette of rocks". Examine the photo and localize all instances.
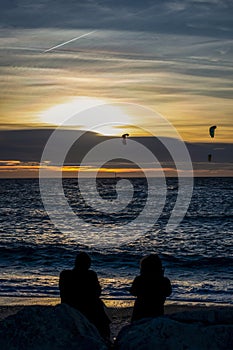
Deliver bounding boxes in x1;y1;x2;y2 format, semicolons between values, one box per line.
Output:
114;308;233;350
0;304;108;350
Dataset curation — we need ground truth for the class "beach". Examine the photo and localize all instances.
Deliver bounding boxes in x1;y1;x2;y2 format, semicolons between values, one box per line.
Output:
1;297;232;340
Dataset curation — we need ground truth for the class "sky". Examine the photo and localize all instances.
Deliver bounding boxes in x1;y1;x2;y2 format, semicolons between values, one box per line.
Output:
0;0;232;177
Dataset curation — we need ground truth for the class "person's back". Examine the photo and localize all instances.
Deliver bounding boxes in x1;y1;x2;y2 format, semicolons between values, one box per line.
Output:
130;254;172;321
59;268;101;318
59;252;110;339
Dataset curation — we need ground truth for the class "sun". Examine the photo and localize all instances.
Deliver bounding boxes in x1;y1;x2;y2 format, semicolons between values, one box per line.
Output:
39;97;134;135
39;97;105;126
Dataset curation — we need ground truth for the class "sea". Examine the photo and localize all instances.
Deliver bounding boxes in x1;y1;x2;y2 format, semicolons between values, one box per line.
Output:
0;177;232;305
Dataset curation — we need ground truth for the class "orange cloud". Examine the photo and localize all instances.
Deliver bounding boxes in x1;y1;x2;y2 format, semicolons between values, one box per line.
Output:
0;160;232;178
0;160;21;166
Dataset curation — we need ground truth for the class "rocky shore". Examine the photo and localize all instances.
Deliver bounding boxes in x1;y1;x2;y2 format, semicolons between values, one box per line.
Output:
0;302;232;349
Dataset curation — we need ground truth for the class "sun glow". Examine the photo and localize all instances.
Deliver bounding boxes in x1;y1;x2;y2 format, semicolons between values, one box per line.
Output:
39;97;134;135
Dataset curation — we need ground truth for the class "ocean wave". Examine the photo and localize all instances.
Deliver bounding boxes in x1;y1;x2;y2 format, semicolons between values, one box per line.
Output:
185;214;233;219
0;244;232;271
161;254;233;268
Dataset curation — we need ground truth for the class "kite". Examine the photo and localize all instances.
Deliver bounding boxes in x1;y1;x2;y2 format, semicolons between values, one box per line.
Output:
122;133;129;145
209;125;217;138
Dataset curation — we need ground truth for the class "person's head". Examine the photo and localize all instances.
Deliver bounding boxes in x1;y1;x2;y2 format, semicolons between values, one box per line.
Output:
140;254;163;276
75;252;91;271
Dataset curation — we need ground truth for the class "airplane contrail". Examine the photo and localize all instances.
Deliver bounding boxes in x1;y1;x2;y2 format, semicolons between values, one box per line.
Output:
44;30;96;53
3;46;43;52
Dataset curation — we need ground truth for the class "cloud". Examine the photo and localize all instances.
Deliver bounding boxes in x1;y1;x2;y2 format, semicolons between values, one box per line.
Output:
0;2;232;148
0;28;232;143
0;1;232;38
0;129;232;179
0;160;21;166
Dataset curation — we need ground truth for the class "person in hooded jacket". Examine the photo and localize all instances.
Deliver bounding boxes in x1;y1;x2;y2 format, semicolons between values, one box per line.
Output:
59;252;111;339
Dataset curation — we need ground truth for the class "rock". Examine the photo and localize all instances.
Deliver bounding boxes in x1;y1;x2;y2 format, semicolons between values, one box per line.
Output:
0;303;108;350
115;311;233;350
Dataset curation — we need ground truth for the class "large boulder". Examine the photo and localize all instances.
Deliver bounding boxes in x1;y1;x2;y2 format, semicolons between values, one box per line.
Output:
0;303;108;350
115;309;233;350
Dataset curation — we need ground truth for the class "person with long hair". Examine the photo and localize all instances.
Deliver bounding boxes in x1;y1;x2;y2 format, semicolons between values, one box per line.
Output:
130;254;172;322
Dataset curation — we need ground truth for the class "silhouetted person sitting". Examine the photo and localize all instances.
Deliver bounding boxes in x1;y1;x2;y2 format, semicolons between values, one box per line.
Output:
130;254;172;322
59;252;110;339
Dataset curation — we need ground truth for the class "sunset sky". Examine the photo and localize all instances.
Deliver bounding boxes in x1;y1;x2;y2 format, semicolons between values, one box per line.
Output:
0;0;232;177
